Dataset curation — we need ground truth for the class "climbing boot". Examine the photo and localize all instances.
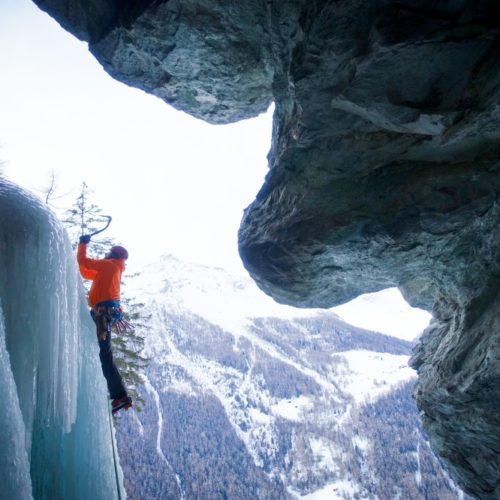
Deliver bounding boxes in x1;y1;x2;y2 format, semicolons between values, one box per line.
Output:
112;395;133;414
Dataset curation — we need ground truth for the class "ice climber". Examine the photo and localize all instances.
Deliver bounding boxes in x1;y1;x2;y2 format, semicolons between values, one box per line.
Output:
77;234;133;414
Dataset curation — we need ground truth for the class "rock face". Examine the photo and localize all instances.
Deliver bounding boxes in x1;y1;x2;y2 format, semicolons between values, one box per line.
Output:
32;0;500;498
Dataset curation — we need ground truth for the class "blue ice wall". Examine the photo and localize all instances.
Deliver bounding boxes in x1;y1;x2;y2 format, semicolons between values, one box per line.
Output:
0;179;124;499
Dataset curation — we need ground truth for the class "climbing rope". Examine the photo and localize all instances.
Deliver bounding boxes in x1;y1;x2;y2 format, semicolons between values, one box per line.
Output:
101;311;124;500
107;398;123;500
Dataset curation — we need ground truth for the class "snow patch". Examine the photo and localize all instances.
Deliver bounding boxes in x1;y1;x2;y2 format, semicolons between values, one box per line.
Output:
338;350;416;403
143;375;169;465
249;407;272;425
414;442;422;485
352;435;370;453
291;478;371;500
271;396;313;422
333;288;431;341
309;437;337;470
168;379;196;396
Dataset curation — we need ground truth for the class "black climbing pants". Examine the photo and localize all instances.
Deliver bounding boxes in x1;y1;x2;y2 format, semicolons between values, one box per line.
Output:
91;302;127;400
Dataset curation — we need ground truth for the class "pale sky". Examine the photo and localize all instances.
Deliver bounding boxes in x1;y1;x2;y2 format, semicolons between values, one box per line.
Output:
0;0;431;340
0;0;272;273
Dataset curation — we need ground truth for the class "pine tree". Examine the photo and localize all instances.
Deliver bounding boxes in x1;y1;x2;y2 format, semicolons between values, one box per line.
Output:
114;291;150;410
63;181;148;410
63;181;113;256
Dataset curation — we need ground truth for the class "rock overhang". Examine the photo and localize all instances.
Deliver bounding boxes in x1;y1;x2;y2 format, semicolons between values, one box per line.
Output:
29;0;500;497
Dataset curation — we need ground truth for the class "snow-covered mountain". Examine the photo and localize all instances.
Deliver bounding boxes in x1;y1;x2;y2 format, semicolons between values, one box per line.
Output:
125;253;324;332
116;254;465;499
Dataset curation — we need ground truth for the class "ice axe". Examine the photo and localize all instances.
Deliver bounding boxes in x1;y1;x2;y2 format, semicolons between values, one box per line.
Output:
87;215;112;238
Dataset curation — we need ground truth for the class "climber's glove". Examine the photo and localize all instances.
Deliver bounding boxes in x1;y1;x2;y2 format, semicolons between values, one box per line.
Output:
79;234;91;244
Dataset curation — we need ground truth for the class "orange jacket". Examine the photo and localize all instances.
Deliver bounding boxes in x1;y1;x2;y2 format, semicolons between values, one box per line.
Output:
77;244;126;307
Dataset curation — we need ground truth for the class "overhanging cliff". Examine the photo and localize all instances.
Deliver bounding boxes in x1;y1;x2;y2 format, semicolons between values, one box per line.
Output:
31;1;500;497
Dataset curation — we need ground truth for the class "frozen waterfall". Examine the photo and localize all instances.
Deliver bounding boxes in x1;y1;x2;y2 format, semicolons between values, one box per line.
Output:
0;179;124;499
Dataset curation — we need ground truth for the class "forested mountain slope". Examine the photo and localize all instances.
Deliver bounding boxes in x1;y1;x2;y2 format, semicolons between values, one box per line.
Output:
115;256;466;499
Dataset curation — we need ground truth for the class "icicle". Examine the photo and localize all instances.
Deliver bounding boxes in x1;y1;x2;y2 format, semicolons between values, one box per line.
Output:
0;302;33;500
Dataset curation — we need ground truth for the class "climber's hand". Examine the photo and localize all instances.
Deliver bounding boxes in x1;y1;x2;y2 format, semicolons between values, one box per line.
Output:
79;234;91;244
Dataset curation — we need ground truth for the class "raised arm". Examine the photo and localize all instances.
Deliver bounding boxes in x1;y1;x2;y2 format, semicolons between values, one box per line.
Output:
77;243;108;279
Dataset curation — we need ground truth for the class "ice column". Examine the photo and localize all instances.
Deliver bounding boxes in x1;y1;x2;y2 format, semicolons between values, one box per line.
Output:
0;179;124;499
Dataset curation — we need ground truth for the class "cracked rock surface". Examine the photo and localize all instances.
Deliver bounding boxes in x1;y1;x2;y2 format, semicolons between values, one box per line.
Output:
32;0;500;497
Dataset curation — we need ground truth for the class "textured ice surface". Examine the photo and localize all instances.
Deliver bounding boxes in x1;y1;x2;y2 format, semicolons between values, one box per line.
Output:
0;304;32;500
0;179;124;499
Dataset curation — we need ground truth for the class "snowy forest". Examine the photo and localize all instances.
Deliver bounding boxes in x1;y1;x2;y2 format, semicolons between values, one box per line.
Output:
113;306;469;500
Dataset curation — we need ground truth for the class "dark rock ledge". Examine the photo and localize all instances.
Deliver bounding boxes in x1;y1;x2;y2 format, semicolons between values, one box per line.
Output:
32;0;500;497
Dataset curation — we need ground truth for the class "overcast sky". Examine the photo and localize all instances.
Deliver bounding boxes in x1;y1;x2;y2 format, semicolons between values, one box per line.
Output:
0;0;431;340
0;0;272;273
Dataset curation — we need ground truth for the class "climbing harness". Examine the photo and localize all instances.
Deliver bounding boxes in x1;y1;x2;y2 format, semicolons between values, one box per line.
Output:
91;303;135;341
